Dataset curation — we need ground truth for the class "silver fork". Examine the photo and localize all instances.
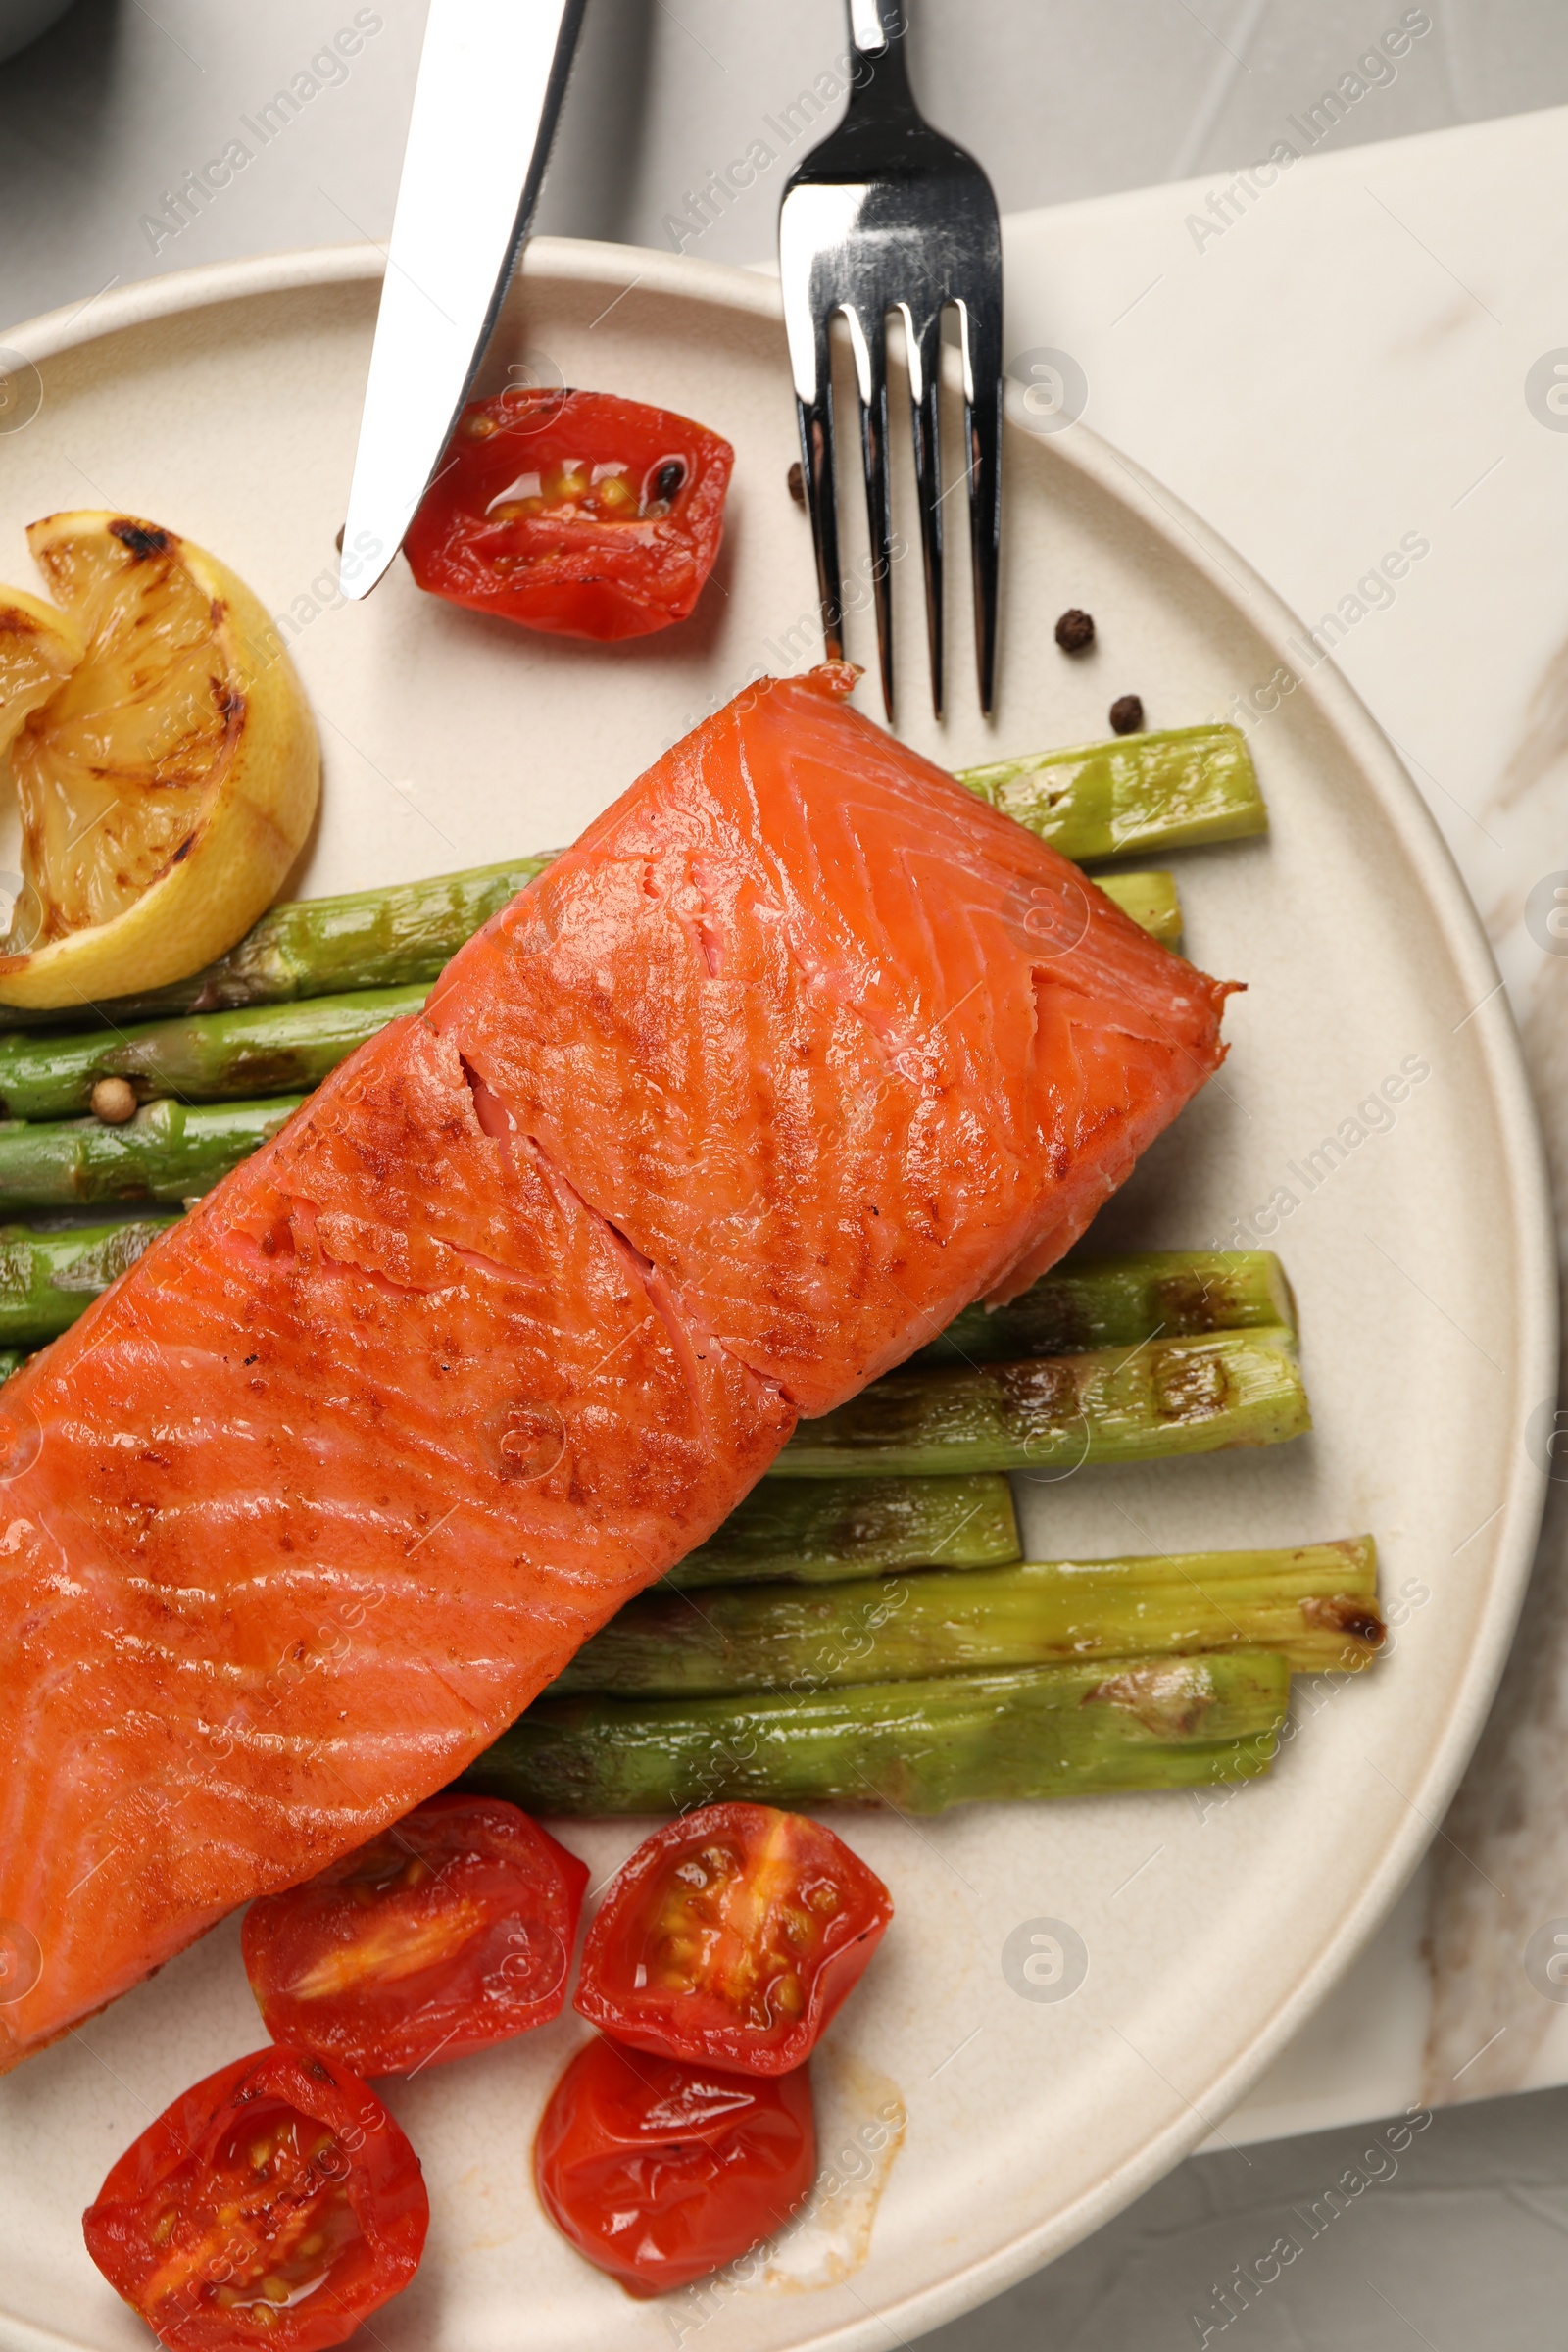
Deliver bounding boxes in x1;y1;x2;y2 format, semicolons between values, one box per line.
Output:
779;0;1003;721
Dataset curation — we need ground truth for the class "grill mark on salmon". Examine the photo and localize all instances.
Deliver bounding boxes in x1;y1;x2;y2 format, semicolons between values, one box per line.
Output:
527;1132;712;1431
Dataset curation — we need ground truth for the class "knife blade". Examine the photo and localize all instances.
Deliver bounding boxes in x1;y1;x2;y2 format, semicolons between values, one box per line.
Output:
340;0;587;601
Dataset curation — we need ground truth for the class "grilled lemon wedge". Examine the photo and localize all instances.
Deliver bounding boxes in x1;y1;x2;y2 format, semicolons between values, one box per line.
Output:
0;513;318;1008
0;588;84;760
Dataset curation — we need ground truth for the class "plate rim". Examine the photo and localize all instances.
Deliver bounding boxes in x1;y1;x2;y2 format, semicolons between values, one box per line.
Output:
0;234;1555;2352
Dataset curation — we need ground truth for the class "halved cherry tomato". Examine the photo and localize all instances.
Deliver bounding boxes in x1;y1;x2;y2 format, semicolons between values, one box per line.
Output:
82;2044;427;2352
404;386;734;640
574;1803;893;2076
535;2034;815;2297
241;1795;588;2077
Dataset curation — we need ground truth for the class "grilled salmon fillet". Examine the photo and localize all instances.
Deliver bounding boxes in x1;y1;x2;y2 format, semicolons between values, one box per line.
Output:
0;666;1232;2068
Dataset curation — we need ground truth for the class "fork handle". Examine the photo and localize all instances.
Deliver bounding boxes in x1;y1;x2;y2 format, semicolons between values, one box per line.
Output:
846;0;906;59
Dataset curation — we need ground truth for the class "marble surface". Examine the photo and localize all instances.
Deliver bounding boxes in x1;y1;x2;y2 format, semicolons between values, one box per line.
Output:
7;1;1568;2341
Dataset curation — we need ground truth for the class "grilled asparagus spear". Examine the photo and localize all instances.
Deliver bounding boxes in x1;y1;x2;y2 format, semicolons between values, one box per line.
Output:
917;1249;1295;1367
961;722;1265;861
1100;867;1182;946
0;988;425;1121
0;1215;179;1343
667;1472;1021;1587
0;1098;304;1208
773;1328;1310;1477
556;1539;1381;1695
464;1650;1291;1815
11;857;555;1028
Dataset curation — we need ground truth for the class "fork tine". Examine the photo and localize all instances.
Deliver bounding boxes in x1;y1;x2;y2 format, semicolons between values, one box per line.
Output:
848;305;895;720
903;303;945;720
959;294;1003;717
795;311;845;665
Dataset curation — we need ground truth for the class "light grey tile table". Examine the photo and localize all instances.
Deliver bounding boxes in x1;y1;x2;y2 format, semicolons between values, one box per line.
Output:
5;4;1568;2346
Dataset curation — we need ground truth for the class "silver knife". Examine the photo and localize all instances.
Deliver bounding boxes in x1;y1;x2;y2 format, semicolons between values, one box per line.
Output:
340;0;587;600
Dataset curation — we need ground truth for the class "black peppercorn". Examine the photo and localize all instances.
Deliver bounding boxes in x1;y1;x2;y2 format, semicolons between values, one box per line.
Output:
1054;608;1095;653
1108;694;1145;735
788;460;805;506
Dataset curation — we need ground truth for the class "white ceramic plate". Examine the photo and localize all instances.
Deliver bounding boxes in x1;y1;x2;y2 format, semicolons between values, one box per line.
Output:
0;241;1553;2352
